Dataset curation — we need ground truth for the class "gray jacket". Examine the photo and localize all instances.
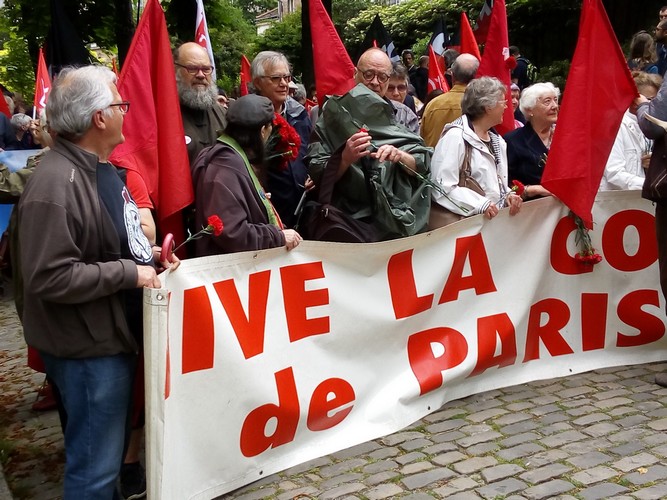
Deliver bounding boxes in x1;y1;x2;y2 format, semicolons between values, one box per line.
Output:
18;139;139;358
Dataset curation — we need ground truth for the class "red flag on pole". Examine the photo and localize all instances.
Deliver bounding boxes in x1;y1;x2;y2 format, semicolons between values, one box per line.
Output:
0;95;10;119
540;0;636;229
109;0;192;242
474;0;494;44
308;0;355;105
460;12;482;61
34;48;52;118
477;0;514;135
240;55;252;96
427;45;449;94
195;0;216;81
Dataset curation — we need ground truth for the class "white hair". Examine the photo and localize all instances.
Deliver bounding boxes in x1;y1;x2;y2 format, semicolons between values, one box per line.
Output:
519;82;560;117
251;51;291;79
46;65;117;139
11;113;31;129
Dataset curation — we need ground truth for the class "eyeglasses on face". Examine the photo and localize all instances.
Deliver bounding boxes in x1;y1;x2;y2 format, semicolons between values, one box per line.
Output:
358;69;391;84
108;101;130;114
262;74;292;84
388;84;408;92
175;63;214;75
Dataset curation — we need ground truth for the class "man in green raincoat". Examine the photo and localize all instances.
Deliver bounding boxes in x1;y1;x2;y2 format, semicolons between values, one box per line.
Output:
305;50;432;241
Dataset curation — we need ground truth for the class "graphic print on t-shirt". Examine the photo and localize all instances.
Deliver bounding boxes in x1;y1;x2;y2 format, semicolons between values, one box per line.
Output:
122;187;153;263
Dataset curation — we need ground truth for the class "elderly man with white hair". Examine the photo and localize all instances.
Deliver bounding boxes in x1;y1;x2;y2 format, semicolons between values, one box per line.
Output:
18;65;177;498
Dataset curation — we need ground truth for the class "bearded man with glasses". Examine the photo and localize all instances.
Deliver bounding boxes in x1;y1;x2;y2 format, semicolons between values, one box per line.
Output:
174;42;227;164
251;51;312;228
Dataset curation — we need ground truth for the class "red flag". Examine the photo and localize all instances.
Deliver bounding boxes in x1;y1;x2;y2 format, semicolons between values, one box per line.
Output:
33;48;52;118
195;0;216;81
109;0;192;242
477;0;514;135
0;96;10;119
460;12;481;61
474;0;494;44
541;0;636;229
240;55;252;96
427;45;449;94
308;0;355;104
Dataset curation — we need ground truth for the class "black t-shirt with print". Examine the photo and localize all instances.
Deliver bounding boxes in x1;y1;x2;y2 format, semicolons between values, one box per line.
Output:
97;162;153;340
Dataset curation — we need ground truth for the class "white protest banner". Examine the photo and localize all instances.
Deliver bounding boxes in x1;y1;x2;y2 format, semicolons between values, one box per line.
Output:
144;192;667;499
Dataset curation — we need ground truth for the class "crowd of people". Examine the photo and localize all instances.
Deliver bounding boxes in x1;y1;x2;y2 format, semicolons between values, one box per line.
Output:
2;6;667;500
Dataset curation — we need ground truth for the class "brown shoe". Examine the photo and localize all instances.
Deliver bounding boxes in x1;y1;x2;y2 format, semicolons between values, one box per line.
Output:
655;372;667;388
32;383;57;411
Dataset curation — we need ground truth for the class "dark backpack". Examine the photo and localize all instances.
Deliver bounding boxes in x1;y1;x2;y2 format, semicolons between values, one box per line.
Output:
518;57;538;85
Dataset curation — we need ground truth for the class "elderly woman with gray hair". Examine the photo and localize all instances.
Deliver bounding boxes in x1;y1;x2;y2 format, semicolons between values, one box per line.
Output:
504;82;560;199
430;76;522;224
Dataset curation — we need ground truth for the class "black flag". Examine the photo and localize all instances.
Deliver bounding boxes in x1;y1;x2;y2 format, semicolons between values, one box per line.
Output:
357;14;400;64
45;0;92;76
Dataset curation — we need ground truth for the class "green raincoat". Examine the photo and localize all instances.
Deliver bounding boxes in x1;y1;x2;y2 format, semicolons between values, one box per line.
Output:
306;84;433;240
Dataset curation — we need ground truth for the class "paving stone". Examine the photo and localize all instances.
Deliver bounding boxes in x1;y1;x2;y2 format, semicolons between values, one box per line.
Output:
539;430;587;447
624;464;667;485
395;452;426;465
426;418;467;434
331;441;383;460
368;447;400;460
615;414;650;428
608;440;645;456
569;466;617;485
500;419;540;435
400;468;457;489
476;478;528;499
362;460;398;474
380;431;425;446
500;432;540;448
612;452;660;472
530;404;562;416
523;479;575;499
582;422;620;437
400;461;433;475
593;397;634;409
317;458;368;478
539;422;573;435
456;430;502;448
632;481;667;499
494;412;533;426
432;450;468;466
525;450;570;468
423;441;457;456
319;482;366;499
566;451;612;468
442;493;482;500
400;438;433;451
365;471;400;486
452;456;498;474
497;443;546;461
577;482;630;500
233;488;277;500
480;463;525;482
467;442;500;456
647;417;667;431
365;483;404;500
321;472;364;489
467;407;509;423
431;430;466;443
572;412;611;426
519;463;572;485
557;386;595;398
276;486;319;500
431;476;480;497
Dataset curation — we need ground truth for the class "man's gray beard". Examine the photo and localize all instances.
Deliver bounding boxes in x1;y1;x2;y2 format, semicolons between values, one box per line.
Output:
177;78;218;110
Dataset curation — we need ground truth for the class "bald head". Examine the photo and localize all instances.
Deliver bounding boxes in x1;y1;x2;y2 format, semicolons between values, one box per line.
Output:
355;48;393;97
452;54;480;85
175;42;210;65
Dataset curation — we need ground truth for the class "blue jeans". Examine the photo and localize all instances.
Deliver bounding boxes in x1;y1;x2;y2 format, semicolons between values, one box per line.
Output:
41;352;136;500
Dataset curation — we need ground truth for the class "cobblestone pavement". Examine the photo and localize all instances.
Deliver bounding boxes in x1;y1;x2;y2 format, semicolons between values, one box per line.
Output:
3;290;667;500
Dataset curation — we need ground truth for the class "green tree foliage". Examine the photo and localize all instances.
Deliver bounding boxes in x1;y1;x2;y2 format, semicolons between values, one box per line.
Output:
0;12;36;99
230;0;276;25
253;10;303;78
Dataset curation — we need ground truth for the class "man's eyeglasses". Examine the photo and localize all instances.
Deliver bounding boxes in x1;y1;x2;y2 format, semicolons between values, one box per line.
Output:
262;74;292;84
358;69;391;84
108;101;130;114
388;84;408;92
175;63;214;75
